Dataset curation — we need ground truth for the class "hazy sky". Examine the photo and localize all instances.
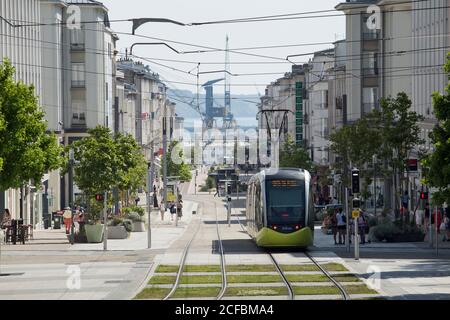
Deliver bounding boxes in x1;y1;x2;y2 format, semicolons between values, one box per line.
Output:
102;0;345;95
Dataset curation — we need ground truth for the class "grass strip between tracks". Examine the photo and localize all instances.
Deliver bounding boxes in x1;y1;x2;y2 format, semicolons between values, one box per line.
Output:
149;274;360;285
155;263;348;274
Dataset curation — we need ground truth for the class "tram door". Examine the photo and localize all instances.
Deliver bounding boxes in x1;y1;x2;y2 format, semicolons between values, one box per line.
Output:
255;183;263;229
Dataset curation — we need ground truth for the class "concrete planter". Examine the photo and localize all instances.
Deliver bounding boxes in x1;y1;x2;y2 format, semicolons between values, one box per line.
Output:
132;221;146;232
85;224;104;243
107;226;129;239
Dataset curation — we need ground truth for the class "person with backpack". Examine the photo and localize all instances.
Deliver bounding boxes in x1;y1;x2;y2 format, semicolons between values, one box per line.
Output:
358;210;367;245
336;208;346;245
440;208;449;241
330;210;338;245
169;201;177;221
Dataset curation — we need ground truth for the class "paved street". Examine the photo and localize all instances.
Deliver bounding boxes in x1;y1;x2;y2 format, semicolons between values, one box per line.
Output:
1;184;450;300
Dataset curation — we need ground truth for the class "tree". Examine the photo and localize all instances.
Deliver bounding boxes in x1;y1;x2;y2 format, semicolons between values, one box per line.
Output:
330;92;423;215
70;126;147;203
115;133;147;195
422;54;450;205
163;141;192;182
377;93;424;218
329;116;382;202
0;60;62;191
279;135;314;171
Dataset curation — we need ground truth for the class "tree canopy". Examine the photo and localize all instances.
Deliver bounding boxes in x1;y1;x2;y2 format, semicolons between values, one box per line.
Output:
279;135;314;172
0;60;62;190
330;92;423;208
70;126;147;196
422;54;450;205
163;141;192;182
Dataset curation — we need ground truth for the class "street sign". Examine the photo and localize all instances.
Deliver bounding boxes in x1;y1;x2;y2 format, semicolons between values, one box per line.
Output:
407;159;418;172
352;210;360;219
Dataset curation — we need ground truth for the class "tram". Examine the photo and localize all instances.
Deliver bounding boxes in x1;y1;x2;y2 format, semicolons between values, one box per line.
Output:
245;168;314;248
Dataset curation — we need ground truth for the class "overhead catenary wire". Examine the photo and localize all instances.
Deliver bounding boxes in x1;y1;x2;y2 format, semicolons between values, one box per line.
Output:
1;0;438;28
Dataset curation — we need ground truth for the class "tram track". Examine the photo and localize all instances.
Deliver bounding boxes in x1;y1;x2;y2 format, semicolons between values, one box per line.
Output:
232;199;350;300
232;203;295;300
304;252;350;301
163;201;227;300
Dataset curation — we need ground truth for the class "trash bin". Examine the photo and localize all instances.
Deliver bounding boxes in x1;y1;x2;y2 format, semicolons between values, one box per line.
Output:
53;216;62;229
43;214;51;229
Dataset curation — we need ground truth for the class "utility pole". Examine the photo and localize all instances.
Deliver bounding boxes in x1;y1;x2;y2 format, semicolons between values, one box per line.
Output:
345;187;350;253
103;191;108;251
163;99;168;209
373;155;377;217
147;141;155;249
195;169;198;195
69;149;75;245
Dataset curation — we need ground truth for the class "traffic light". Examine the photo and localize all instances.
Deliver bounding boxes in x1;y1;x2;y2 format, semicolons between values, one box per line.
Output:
351;169;360;194
352;198;361;209
95;194;104;202
420;192;428;200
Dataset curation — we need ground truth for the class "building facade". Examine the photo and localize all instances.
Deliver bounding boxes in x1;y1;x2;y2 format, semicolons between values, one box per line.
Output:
305;49;335;166
0;0;119;226
335;0;449;211
259;65;307;149
0;0;43;225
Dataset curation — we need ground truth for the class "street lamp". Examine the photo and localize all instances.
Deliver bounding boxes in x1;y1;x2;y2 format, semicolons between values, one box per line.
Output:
142;136;162;249
69;149;75;245
129;18;187;35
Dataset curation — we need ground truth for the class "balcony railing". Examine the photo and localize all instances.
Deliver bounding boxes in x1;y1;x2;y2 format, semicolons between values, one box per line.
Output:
363;102;380;114
71;80;85;88
362;67;379;76
70;43;85;51
362;32;380;40
72;113;87;127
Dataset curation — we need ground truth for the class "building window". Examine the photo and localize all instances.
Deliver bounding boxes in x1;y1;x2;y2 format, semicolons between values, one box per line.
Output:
70;28;85;51
362;52;379;76
363;87;379;113
106;82;109;101
72;99;86;127
71;63;85;87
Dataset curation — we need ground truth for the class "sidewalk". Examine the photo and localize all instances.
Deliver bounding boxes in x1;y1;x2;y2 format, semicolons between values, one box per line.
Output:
314;226;450;300
0;200;199;300
70;201;197;251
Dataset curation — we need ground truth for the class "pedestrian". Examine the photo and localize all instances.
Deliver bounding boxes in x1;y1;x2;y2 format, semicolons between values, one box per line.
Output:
401;191;409;211
135;196;140;206
441;215;449;241
169;202;176;221
1;209;12;229
348;216;353;245
424;203;430;230
445;208;450;242
159;204;165;221
177;193;183;220
330;210;338;245
63;207;72;235
358;210;367;244
336;208;346;244
214;177;219;197
153;186;159;210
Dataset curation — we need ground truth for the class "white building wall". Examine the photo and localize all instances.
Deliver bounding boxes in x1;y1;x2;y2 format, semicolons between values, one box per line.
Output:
383;2;412;99
412;0;449;149
0;0;42;222
40;0;65;132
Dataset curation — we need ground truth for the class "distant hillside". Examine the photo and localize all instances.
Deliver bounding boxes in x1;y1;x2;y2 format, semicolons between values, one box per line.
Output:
168;89;259;125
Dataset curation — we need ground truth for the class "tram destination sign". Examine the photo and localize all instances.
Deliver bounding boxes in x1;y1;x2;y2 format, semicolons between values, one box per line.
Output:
270;180;300;187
